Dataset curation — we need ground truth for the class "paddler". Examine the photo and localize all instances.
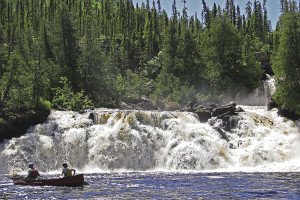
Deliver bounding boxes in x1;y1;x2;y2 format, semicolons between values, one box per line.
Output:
61;162;76;178
26;163;40;179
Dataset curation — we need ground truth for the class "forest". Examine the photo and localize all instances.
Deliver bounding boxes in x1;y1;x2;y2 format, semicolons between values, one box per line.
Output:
0;0;299;114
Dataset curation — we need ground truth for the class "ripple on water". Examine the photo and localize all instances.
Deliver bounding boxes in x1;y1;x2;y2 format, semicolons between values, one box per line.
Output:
1;172;300;199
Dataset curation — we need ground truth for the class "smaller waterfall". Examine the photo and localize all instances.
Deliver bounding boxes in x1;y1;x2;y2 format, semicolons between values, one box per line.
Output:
263;74;276;98
235;75;276;106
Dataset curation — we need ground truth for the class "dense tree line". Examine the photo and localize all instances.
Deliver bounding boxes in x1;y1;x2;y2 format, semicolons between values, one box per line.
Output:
0;0;298;112
272;0;300;114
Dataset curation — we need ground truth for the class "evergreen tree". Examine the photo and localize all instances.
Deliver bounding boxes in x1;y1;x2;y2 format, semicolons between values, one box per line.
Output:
0;0;277;110
272;11;300;114
236;5;242;30
201;0;210;28
60;4;80;92
202;17;259;95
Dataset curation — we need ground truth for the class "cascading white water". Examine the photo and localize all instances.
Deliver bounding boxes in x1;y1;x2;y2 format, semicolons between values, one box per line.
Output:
235;74;276;106
1;105;299;174
264;74;276;98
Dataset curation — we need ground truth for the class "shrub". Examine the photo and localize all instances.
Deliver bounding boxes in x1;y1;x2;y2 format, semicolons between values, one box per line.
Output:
52;77;93;110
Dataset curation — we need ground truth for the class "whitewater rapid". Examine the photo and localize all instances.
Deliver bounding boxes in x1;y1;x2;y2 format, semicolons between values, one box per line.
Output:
0;106;299;174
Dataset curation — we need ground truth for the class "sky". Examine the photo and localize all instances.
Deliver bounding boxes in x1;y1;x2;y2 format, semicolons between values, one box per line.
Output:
133;0;300;30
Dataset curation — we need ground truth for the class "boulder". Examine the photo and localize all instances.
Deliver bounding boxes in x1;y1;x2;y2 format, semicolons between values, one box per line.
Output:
277;108;300;121
182;101;199;112
266;99;300;120
123;98;157;110
195;108;211;122
221;115;241;131
236;107;245;112
88;112;97;124
212;103;236;117
267;99;277;111
0;108;50;142
214;127;229;142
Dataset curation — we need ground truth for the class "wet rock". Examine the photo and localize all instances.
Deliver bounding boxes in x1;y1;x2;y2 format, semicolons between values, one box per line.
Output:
212;103;236;117
209;111;241;142
267;99;277;111
78;110;86;114
215;127;229;142
277;108;300;121
0;108;50;142
182;101;199;112
229;143;236;149
266;99;300;120
88;112;97;124
236;107;245;112
194;108;211;122
122;98;157;110
222;115;241;131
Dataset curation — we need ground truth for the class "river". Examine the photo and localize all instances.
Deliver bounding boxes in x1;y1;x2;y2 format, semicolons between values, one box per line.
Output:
1;172;300;199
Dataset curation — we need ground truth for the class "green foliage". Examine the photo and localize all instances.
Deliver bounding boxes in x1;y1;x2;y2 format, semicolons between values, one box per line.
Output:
201;17;262;99
116;69;152;100
0;0;282;111
272;11;300;114
39;98;53;110
0;51;34;108
153;69;196;107
52;77;93;110
202;18;242;90
78;36;119;107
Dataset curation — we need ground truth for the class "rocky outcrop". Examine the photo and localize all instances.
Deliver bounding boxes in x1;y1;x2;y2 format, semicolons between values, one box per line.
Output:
120;98;157;110
0;107;50;142
212;102;237;118
267;98;300;120
194;107;212;122
277;108;300;121
183;101;241;120
182;101;243;141
267;99;277;111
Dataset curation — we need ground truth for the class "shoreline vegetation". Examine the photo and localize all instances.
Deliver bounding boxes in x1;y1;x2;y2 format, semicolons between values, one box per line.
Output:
0;0;299;140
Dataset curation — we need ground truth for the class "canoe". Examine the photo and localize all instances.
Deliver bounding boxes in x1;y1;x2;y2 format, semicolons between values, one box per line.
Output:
12;174;84;187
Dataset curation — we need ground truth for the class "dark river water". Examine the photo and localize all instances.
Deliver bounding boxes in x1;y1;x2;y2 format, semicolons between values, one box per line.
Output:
1;172;300;199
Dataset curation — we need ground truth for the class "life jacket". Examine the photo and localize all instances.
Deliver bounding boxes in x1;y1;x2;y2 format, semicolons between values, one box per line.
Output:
63;168;74;177
29;169;39;178
66;169;73;177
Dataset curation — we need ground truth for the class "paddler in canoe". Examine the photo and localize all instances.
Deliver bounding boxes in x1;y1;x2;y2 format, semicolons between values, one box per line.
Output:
61;162;76;178
26;163;40;179
12;162;84;186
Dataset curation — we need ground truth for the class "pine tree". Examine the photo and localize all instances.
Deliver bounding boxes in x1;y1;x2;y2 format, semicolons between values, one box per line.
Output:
236;5;242;30
263;0;269;42
60;4;80;92
212;3;217;18
156;0;161;14
272;10;300;113
201;0;210;28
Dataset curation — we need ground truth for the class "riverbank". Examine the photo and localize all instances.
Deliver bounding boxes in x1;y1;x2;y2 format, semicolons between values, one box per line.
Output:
0;107;50;142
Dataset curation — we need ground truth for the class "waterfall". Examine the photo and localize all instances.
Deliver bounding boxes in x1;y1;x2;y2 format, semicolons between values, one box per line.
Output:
1;105;299;173
263;74;276;99
235;74;276;106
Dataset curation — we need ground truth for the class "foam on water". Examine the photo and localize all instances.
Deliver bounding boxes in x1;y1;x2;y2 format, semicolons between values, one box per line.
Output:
0;105;299;174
